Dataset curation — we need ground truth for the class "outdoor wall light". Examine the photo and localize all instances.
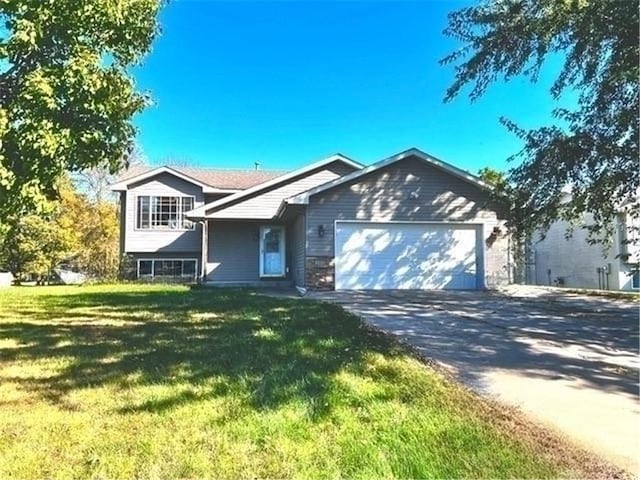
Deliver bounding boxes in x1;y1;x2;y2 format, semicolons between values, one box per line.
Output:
318;224;325;237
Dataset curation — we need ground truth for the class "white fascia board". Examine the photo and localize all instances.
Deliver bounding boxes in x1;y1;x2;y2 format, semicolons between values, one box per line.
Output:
191;154;364;218
284;147;493;206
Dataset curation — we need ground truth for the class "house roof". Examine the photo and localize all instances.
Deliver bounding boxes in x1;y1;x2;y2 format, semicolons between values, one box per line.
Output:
187;154;364;218
283;147;492;207
110;165;287;192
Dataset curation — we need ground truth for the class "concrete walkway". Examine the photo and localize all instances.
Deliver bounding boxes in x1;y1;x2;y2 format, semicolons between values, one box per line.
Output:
307;286;640;475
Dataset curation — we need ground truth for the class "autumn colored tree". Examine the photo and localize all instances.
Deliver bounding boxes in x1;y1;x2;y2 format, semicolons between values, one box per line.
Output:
0;177;120;281
60;179;120;279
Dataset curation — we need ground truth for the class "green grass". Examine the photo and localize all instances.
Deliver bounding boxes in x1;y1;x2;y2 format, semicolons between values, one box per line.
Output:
0;284;584;479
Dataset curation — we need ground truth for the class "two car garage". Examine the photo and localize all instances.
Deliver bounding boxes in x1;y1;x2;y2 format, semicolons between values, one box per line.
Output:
334;221;484;290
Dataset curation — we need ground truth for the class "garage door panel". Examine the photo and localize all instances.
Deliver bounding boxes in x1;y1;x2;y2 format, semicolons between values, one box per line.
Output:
335;222;480;290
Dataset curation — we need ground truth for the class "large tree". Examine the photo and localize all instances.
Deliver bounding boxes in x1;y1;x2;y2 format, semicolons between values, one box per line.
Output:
442;0;639;242
0;0;161;223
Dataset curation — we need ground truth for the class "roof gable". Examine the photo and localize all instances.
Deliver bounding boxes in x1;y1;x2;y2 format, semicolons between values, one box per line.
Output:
187;154;363;218
110;165;287;193
284;148;491;205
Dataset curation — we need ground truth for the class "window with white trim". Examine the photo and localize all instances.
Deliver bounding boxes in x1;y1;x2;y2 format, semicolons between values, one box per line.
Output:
137;259;197;280
136;196;195;230
632;269;640;290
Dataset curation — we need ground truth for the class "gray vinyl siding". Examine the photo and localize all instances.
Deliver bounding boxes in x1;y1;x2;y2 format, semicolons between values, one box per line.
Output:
290;214;306;287
204;192;232;204
131;251;201;259
206;221;301;285
306;155;510;287
207;162;355;220
124;173;204;253
207;222;260;282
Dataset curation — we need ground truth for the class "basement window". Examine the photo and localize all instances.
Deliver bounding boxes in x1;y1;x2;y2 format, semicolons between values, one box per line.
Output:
137;259;197;281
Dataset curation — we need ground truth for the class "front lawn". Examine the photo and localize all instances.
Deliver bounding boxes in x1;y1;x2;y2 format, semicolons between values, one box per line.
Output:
0;284;589;478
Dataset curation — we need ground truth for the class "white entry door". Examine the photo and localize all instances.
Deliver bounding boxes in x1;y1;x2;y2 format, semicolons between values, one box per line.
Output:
260;226;285;277
335;222;481;290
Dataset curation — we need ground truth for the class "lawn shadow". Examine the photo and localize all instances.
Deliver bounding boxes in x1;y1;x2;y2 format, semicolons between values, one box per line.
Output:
0;288;405;417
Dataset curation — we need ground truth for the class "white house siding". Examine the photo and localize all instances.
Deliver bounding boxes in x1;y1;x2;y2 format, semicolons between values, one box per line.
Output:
206;162;356;220
531;214;638;291
306;156;510;288
124;173;205;253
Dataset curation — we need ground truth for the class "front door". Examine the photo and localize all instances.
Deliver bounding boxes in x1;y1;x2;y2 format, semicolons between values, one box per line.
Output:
260;226;285;277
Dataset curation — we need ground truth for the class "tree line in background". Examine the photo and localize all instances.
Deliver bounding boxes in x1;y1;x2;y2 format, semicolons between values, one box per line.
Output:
0;170;120;283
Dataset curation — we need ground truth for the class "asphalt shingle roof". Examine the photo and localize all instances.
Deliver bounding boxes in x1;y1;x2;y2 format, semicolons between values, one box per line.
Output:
115;165;288;190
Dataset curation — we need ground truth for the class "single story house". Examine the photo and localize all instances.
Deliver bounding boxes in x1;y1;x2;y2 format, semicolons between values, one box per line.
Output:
110;148;511;290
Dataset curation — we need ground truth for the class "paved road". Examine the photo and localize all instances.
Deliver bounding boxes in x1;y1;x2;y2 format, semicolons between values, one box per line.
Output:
308;286;640;475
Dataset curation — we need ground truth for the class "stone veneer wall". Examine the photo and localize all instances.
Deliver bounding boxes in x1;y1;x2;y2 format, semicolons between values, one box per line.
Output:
305;256;335;290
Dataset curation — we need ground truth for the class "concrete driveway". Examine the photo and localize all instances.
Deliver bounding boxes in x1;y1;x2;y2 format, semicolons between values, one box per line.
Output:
308;286;640;475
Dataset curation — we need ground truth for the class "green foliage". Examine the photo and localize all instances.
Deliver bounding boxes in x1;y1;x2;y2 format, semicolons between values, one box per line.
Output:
0;0;161;223
442;0;639;241
478;167;532;281
0;200;78;281
478;167;507;190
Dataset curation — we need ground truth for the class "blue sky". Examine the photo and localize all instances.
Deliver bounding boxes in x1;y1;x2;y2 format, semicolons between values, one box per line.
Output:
133;0;571;174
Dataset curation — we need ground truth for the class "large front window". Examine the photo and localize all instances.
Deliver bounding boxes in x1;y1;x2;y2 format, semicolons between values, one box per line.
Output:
137;259;197;280
136;196;195;230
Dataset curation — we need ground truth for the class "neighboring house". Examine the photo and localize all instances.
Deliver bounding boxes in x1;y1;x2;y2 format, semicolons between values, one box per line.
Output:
527;209;640;292
110;148;511;290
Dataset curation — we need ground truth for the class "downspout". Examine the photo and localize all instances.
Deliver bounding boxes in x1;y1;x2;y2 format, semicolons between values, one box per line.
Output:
596;267;603;289
507;228;512;284
200;220;208;283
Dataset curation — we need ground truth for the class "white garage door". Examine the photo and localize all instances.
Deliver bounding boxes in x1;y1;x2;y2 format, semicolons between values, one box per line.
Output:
335;222;481;290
